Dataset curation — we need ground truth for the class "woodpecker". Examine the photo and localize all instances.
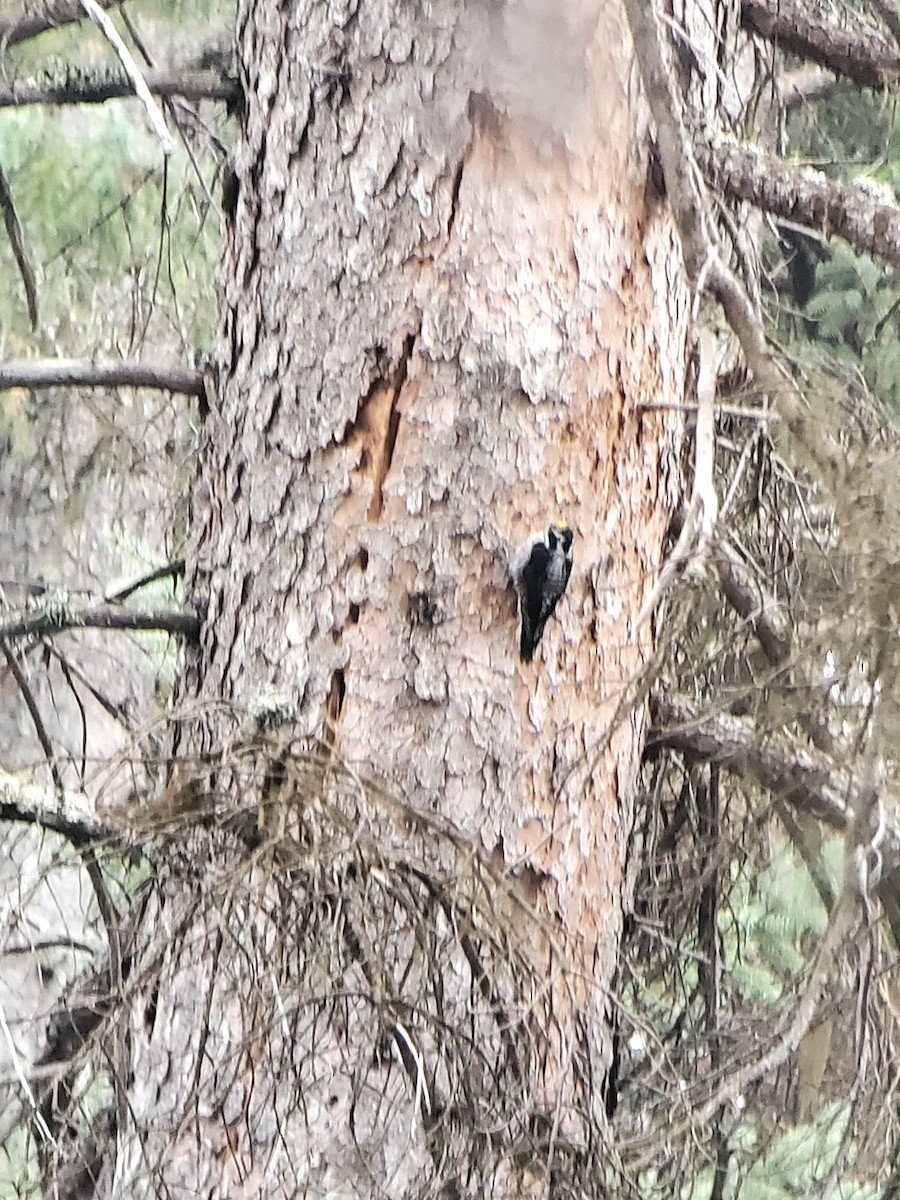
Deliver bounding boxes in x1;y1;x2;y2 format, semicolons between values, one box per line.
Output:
510;523;574;662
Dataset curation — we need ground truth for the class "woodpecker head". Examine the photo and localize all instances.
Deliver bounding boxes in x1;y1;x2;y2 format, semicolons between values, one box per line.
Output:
548;523;574;556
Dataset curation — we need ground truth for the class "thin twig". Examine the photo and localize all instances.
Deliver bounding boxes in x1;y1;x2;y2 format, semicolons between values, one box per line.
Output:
1;638;125;1064
117;10;221;213
637;330;719;627
0;159;37;329
46;643;134;730
105;559;185;604
638;400;776;420
53;649;89;786
0;638;65;795
0;996;57;1150
780;67;839;111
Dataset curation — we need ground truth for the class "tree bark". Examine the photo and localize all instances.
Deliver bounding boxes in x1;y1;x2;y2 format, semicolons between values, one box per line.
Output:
97;0;701;1194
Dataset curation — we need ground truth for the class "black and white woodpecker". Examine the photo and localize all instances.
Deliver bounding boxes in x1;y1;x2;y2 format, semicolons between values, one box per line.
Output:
510;523;574;662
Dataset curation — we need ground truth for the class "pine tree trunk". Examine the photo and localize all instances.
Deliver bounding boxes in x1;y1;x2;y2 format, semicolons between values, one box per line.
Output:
99;1;709;1194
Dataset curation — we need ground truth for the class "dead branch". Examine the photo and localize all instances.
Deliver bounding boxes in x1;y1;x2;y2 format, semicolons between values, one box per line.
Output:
114;14;229;215
638;331;719;626
626;0;888;534
648;694;851;829
1;635;127;976
650;694;900;943
0;68;237;109
104;559;185;604
713;538;790;665
0;358;203;396
711;531;839;756
688;739;885;1137
741;0;900;88
0;769;111;846
700;137;900;269
697;879;855;1124
0;605;199;643
869;0;900;47
0;0;123;48
48;642;133;730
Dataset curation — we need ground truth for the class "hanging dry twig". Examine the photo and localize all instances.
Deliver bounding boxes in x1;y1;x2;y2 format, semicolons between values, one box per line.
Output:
77;0;174;154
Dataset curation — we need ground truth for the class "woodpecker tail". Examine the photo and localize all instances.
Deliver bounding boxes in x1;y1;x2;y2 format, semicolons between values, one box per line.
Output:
520;617;547;661
520;620;536;661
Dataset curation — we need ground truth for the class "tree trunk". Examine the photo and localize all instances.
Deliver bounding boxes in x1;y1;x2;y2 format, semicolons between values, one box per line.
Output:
100;0;697;1194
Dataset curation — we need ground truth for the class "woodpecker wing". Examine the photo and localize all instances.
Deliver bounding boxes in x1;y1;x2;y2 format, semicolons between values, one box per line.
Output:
518;539;551;661
533;542;570;640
